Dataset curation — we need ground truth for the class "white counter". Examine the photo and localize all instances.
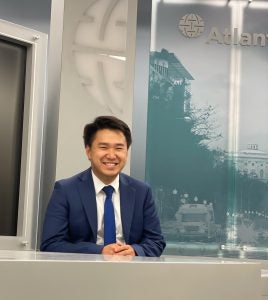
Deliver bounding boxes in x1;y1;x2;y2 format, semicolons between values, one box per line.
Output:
262;269;268;299
0;251;261;300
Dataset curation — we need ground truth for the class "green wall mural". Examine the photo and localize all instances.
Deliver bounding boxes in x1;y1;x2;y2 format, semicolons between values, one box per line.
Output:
140;0;268;259
145;47;268;259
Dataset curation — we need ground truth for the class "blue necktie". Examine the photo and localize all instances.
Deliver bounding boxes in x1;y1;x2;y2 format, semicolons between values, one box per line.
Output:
103;185;116;245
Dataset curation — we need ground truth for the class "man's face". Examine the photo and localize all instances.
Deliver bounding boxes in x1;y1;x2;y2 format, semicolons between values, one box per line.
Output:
86;129;128;184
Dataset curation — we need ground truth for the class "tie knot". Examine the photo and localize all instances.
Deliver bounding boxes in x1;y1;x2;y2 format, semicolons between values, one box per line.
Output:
102;185;114;198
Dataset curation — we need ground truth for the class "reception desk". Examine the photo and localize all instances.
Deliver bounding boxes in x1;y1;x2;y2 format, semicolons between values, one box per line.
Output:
0;250;262;300
262;269;268;299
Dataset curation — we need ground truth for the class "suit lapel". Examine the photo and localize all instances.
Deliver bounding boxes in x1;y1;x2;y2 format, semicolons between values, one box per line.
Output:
78;169;98;242
119;174;136;243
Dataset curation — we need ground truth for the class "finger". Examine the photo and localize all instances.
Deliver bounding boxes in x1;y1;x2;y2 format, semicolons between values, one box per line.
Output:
114;245;129;253
116;249;135;256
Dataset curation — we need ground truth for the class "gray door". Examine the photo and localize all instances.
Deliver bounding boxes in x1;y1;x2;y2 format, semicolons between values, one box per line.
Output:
0;39;26;236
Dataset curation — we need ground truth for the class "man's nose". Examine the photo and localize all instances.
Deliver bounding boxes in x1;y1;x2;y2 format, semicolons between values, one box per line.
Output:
106;148;116;158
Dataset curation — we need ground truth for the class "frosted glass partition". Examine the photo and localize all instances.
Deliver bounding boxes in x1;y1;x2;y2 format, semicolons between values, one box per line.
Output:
55;0;137;180
132;0;268;260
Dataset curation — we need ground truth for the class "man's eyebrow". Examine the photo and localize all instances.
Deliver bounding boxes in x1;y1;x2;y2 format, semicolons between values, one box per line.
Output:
97;142;126;146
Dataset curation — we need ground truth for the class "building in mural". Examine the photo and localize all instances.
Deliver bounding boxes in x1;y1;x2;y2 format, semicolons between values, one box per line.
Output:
232;144;268;182
149;48;193;115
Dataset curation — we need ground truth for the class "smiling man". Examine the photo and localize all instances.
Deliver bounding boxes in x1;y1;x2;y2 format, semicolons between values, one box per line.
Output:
40;116;165;257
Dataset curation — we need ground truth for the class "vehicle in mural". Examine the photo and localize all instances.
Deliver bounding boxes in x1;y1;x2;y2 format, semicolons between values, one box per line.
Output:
175;203;217;241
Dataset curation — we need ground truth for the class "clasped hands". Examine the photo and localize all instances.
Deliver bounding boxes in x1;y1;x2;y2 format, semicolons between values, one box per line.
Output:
102;242;135;256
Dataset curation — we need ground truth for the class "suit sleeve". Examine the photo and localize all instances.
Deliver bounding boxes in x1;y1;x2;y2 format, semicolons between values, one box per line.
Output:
131;187;166;257
40;181;103;254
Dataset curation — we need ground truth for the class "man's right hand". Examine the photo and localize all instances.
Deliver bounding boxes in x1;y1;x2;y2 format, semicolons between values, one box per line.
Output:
102;242;135;256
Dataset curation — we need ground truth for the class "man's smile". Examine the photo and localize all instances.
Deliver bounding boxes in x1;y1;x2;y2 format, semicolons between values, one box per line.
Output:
103;162;119;167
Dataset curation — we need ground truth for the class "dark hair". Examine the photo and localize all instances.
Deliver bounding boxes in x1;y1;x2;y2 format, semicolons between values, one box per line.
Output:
83;116;132;148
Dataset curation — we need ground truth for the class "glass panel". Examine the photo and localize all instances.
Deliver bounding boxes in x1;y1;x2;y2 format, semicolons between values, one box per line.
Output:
234;2;268;259
144;0;268;259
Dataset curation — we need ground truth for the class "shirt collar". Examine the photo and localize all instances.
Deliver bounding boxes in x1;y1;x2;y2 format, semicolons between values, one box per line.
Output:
91;170;119;194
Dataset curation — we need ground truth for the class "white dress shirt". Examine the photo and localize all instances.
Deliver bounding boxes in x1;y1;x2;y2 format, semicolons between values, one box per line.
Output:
91;171;125;245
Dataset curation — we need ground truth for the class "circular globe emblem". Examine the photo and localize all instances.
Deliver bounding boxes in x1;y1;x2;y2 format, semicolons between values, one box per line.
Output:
179;14;204;38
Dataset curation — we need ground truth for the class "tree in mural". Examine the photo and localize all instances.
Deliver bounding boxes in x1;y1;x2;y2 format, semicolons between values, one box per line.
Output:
147;66;217;216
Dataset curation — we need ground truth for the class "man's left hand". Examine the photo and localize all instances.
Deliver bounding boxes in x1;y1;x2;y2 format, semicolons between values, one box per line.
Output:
114;242;135;256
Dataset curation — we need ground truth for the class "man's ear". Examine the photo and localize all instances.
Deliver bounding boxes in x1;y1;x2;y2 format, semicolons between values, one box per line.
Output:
85;146;91;160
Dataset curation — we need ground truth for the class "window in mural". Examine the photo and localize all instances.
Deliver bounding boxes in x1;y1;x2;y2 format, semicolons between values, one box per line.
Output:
146;0;268;259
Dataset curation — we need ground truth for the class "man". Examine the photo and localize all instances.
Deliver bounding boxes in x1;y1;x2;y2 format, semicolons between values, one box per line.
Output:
40;116;165;257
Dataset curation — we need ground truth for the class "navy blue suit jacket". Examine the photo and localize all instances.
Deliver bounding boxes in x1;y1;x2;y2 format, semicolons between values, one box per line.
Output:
40;169;165;257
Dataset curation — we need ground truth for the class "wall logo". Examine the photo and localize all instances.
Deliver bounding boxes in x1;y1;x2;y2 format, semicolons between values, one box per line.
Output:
179;13;268;47
179;14;204;38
